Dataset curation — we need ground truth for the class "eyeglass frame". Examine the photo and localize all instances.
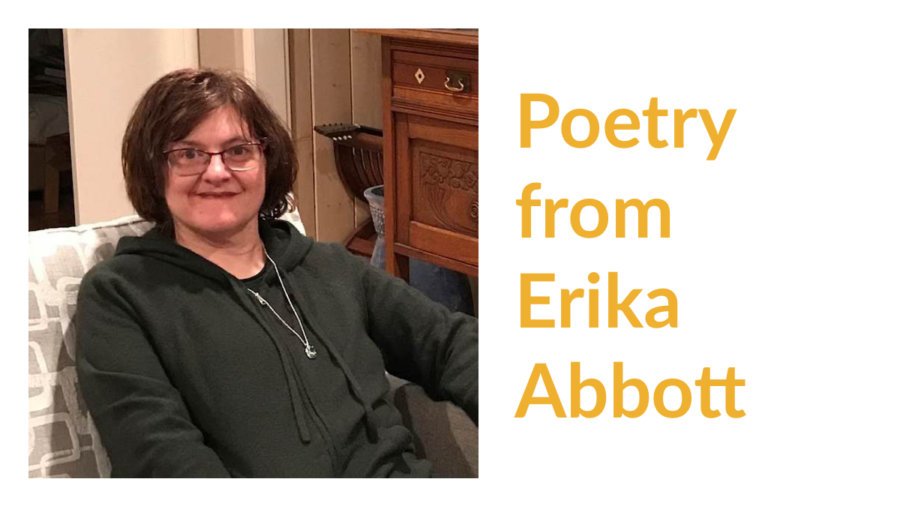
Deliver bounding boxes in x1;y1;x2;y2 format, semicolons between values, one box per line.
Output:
162;140;267;175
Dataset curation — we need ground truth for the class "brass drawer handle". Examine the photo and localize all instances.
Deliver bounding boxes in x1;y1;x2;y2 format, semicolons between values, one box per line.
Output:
444;76;465;92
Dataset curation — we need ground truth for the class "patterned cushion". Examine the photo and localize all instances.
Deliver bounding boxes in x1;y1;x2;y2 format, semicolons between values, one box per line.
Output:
27;213;306;478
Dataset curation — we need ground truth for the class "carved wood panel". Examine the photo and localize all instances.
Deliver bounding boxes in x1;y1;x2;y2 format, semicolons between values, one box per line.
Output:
411;140;478;237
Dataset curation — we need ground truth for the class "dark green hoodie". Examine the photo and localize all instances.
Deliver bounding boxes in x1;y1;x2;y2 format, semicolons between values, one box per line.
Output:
75;219;478;477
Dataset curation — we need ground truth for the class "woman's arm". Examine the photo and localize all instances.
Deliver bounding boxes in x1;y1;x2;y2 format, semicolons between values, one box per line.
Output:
360;262;478;424
75;268;230;477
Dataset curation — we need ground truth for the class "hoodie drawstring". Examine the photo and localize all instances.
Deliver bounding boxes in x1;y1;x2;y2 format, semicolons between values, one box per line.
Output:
280;276;380;443
229;278;313;444
307;327;379;442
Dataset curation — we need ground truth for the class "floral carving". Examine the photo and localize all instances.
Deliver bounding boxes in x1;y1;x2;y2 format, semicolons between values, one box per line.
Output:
420;152;478;194
417;150;478;235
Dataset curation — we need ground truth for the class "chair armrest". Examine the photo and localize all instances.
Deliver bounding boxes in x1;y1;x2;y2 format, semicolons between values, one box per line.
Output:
387;375;478;477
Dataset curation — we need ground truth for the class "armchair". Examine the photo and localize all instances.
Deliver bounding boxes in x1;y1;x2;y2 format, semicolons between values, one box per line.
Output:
28;213;477;477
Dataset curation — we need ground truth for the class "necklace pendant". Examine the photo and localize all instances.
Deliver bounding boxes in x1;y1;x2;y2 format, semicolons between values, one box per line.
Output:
305;345;317;359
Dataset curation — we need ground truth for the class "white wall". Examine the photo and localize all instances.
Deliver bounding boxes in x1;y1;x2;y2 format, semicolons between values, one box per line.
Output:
198;29;290;129
250;30;291;129
288;30;382;241
65;29;199;224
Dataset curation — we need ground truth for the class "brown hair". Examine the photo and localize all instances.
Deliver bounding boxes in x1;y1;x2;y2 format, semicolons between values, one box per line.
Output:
122;68;297;229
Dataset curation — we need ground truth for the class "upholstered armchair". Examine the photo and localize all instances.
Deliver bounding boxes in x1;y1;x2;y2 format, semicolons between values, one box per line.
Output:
28;214;477;477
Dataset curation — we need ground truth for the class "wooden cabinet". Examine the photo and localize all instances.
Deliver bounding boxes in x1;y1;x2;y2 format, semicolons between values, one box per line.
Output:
377;30;479;279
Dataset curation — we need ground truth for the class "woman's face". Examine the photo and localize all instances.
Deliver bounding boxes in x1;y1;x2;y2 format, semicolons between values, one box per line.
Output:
164;106;266;241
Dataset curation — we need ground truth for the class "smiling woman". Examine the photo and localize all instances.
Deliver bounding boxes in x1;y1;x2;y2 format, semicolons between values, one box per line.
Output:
75;68;478;477
162;107;268;273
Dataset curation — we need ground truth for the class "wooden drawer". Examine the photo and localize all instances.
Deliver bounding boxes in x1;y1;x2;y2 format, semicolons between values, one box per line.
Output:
390;48;478;120
394;113;478;269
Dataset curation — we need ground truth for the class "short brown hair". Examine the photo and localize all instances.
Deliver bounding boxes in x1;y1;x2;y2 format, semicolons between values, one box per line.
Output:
122;68;297;229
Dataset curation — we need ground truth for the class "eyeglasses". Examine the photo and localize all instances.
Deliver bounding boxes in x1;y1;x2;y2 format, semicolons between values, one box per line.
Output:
164;142;265;176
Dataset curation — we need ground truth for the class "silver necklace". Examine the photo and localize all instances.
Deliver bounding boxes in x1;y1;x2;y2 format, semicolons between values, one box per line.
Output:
246;249;317;359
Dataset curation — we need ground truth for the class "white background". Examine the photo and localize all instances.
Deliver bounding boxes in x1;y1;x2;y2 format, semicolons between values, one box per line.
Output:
6;0;899;502
480;2;899;502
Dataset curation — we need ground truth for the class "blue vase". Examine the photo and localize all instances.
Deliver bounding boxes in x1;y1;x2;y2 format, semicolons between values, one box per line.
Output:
364;185;474;316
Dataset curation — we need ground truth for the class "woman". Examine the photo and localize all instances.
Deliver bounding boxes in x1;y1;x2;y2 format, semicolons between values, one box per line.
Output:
75;68;478;477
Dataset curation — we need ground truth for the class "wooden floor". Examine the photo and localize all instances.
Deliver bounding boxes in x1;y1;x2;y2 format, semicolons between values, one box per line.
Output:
29;181;75;232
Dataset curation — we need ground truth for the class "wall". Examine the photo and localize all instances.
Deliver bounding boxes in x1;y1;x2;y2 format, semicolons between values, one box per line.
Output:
64;29;199;224
198;29;290;128
289;30;382;241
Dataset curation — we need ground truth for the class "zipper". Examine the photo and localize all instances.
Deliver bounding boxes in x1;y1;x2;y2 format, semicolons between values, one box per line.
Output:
247;287;342;475
278;281;379;444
